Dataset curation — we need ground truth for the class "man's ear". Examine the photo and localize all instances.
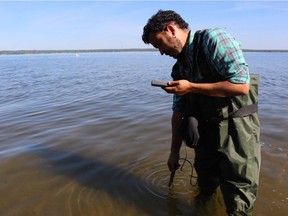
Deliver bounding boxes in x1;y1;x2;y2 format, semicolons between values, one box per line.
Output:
166;24;176;37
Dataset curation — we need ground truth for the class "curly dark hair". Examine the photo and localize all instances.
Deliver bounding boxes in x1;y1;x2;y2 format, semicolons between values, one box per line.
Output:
142;10;189;44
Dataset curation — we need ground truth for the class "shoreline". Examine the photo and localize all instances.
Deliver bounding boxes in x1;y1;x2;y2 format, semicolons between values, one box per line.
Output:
1;48;288;55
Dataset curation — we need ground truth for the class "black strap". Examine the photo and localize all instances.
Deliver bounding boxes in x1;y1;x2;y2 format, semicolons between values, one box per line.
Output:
229;102;258;118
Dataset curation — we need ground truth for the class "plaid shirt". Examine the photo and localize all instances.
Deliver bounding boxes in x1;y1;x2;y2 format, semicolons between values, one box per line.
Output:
172;28;250;112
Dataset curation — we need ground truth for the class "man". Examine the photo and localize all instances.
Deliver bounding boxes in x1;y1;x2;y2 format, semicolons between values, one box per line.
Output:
142;10;261;216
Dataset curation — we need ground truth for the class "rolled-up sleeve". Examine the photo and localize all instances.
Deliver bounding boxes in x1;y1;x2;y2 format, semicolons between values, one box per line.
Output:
203;28;250;84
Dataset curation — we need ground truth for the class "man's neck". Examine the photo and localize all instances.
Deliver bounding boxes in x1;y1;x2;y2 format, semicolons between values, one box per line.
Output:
177;30;191;60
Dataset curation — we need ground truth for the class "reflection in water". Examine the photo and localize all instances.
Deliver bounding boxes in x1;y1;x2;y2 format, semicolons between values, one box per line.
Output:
23;144;227;216
28;145;203;215
30;145;168;215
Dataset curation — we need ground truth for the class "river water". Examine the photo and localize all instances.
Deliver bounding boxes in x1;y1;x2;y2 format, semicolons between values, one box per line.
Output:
0;52;287;216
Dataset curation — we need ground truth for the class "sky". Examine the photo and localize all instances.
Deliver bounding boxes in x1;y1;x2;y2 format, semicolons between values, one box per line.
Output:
1;1;288;51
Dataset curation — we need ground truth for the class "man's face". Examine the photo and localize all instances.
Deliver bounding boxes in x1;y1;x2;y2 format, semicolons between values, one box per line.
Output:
148;31;183;59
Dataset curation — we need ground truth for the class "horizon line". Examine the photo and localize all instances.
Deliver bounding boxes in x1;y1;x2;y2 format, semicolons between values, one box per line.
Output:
1;48;288;55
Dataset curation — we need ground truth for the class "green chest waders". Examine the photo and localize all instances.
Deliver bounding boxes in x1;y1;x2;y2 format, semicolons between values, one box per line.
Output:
219;74;259;147
180;29;261;215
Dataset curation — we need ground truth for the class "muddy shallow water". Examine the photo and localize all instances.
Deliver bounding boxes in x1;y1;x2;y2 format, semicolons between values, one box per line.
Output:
0;52;287;215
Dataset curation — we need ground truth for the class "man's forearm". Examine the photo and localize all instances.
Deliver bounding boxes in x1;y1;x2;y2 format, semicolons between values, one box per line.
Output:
167;111;183;172
189;81;250;97
171;111;183;154
166;80;250;97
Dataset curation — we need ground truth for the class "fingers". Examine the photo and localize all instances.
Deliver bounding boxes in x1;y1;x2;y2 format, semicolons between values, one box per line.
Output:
164;80;192;96
168;80;179;86
163;81;178;94
163;80;186;95
164;86;181;96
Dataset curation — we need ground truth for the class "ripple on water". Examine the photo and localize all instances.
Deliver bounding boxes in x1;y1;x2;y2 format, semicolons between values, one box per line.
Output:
128;153;199;206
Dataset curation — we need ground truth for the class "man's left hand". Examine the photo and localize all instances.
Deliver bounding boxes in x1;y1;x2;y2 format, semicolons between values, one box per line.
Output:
163;80;192;96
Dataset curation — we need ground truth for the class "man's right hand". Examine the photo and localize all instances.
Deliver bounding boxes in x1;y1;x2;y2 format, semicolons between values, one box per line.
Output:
167;152;180;172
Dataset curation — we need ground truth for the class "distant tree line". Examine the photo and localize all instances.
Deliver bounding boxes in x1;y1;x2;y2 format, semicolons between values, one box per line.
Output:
0;48;287;55
0;49;156;55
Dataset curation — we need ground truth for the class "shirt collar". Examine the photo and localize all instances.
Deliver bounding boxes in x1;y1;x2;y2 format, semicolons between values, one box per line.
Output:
177;30;195;60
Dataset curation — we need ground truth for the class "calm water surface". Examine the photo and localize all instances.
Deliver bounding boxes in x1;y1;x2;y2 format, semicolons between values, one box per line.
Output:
0;52;287;216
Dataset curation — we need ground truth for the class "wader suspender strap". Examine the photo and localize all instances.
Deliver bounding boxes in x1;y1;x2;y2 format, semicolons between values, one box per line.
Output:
229;102;258;118
219;101;258;146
